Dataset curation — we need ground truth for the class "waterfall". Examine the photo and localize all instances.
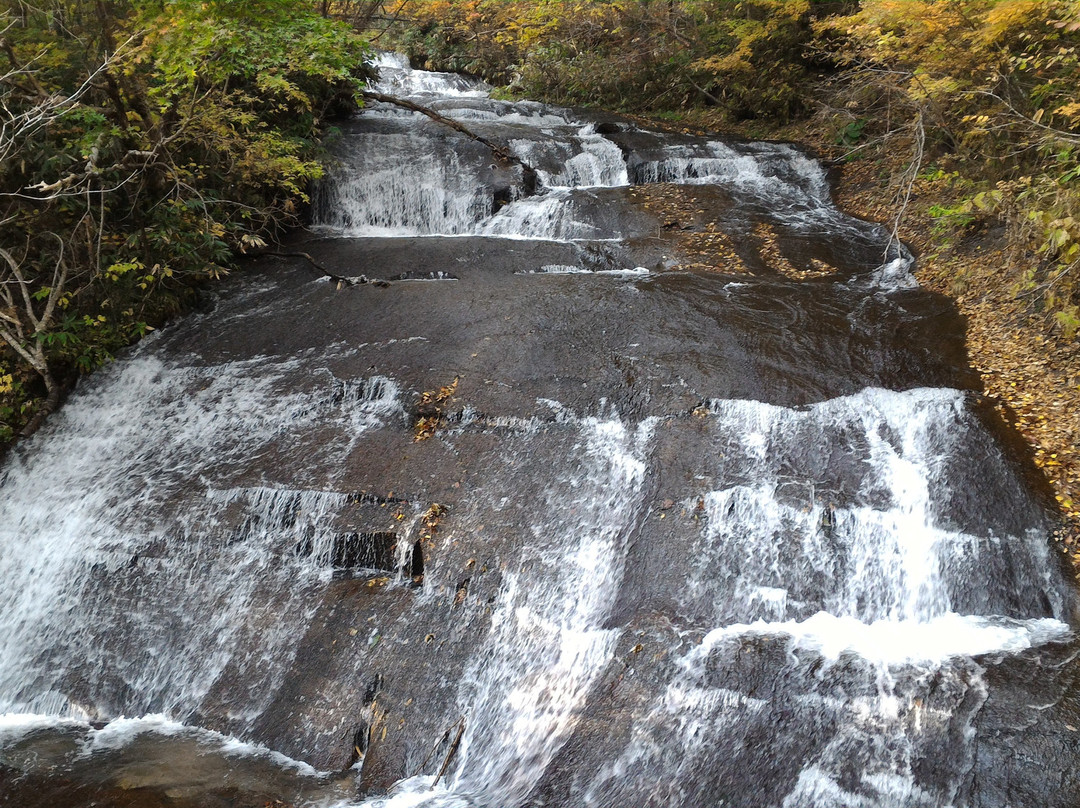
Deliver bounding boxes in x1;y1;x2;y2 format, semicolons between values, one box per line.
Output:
0;353;406;722
312;55;899;281
438;417;653;805
1;53;1076;808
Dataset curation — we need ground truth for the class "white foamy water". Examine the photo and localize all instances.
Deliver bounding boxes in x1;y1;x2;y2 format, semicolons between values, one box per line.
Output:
323;56;888;253
870;255;918;289
564;386;1071;808
478;190;605;240
693;612;1070;668
0;712;327;776
370;52;491;99
0;711;86;742
510;131;629;188
0;712;358;807
73;714;318;776
578;607;1062;808
314;135;495;236
0;353;405;722
684;387;1065;627
633;140;829;203
430;416;654;806
441;105;578;129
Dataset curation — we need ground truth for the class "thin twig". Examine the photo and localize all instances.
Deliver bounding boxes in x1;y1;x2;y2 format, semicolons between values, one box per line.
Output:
431;716;466;789
1017;261;1077;300
417;719;455;775
970;87;1080;146
886;110;925;261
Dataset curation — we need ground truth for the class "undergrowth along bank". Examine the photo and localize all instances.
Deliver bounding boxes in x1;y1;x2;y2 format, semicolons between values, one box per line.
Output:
0;0;373;440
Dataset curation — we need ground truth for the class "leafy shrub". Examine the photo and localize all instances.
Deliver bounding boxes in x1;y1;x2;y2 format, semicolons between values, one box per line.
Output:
0;0;372;438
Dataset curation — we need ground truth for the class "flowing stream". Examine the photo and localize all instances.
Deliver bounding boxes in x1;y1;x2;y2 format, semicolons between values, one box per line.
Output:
2;54;1080;808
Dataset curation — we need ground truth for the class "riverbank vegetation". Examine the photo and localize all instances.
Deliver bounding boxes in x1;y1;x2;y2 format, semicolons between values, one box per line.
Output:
0;0;371;438
3;0;1078;551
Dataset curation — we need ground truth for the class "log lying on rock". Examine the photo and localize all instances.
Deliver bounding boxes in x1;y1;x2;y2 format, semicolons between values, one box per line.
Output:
264;251;391;287
362;90;539;195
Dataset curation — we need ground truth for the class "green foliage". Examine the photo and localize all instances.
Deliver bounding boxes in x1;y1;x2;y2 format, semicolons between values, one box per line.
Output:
1055;305;1080;339
817;0;1080;337
928;203;977;234
383;0;826;119
687;0;828;121
835;118;868;146
0;0;372;440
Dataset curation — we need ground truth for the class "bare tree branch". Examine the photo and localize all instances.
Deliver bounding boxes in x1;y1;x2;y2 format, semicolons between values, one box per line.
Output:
361;90;539;191
886;110;925;260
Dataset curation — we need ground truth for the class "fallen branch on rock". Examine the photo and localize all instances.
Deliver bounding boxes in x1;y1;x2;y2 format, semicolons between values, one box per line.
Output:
432;716;466;789
362;91;539;194
264;251;390;288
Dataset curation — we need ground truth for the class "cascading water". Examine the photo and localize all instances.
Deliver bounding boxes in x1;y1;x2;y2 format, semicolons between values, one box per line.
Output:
2;54;1078;808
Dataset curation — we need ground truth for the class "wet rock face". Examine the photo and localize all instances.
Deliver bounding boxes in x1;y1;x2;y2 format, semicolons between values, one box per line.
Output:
296;531;400;572
1;56;1078;808
0;720;358;808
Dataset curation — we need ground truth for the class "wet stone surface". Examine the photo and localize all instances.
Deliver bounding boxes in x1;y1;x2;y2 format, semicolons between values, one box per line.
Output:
1;55;1078;808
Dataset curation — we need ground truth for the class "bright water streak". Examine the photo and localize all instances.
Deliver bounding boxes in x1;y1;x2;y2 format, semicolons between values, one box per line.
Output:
0;348;406;722
446;417;654;805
